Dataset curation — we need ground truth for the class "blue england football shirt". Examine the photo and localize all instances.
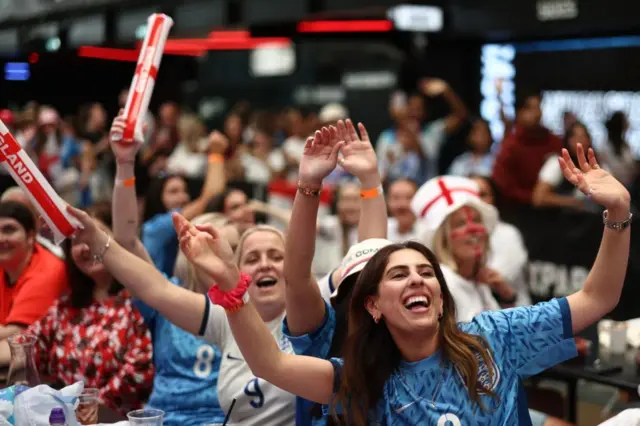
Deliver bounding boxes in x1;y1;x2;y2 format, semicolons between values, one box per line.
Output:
283;301;337;426
136;277;225;426
323;298;577;425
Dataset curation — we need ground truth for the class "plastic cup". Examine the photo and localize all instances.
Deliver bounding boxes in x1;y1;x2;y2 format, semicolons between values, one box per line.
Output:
127;409;164;426
76;387;99;425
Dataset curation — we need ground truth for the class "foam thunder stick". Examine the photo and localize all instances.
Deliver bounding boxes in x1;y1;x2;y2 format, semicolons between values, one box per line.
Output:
120;13;174;143
0;119;81;244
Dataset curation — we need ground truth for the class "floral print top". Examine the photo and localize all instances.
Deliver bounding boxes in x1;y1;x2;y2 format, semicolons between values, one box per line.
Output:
27;290;154;414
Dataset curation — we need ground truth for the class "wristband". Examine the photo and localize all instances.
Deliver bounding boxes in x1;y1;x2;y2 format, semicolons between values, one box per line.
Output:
360;185;383;200
297;183;321;197
207;272;252;313
208;153;225;164
116;177;136;188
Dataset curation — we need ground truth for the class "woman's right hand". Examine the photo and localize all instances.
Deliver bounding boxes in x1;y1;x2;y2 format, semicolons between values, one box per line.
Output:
173;213;240;292
298;126;344;187
66;206;110;254
110;109;143;164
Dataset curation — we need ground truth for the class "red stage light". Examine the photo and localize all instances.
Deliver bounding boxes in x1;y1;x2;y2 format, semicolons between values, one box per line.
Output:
78;46;205;62
297;20;393;33
208;30;251;39
28;53;39;64
78;46;139;62
163;37;291;51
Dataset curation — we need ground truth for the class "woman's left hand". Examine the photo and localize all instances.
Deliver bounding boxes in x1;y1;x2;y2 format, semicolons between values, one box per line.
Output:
337;119;379;182
173;213;239;292
559;144;631;216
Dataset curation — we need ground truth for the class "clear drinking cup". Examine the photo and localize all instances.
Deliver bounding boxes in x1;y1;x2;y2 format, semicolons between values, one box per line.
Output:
127;409;165;426
76;387;99;425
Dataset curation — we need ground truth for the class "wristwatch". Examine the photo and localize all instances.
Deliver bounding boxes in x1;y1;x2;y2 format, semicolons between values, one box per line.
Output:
603;210;633;231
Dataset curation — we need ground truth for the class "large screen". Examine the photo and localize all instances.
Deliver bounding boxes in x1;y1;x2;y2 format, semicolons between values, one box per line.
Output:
481;37;640;156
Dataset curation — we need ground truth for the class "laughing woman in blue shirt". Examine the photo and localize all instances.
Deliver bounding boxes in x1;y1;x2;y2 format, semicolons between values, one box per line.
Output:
178;143;632;425
108;115;229;425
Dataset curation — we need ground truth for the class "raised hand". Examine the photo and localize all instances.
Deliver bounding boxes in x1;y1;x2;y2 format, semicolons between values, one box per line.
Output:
336;119;378;181
421;78;449;97
559;144;630;215
297;126;343;187
66;206;109;254
173;213;239;292
207;130;229;155
110;109;143;164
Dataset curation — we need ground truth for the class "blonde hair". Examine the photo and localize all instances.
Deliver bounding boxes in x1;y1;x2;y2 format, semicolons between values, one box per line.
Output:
234;225;285;266
174;213;237;292
178;113;205;152
431;207;489;273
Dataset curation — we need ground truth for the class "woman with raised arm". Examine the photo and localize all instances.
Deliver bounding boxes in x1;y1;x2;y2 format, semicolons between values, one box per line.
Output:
176;144;631;425
140;113;227;276
281;119;389;426
108;114;234;426
66;216;297;425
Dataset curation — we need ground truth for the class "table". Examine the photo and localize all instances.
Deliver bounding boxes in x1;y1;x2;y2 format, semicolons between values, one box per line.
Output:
539;349;640;422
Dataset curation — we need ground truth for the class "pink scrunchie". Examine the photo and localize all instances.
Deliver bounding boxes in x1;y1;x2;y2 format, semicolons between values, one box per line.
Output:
207;272;252;312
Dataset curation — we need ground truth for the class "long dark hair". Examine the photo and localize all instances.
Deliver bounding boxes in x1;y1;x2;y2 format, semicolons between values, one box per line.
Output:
334;242;498;425
142;174;183;223
606;111;628;156
563;121;593;165
63;202;122;309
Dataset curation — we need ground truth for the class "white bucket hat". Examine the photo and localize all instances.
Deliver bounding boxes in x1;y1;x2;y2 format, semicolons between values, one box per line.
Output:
410;175;498;249
330;238;393;302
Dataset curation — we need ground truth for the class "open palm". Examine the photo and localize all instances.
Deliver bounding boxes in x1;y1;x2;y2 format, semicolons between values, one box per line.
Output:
173;213;239;292
337;119;378;179
559;144;630;211
298;127;342;185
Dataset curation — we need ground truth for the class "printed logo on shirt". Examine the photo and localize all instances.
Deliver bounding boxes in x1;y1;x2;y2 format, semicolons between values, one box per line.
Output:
437;413;462;426
454;348;500;394
227;353;243;361
278;335;293;353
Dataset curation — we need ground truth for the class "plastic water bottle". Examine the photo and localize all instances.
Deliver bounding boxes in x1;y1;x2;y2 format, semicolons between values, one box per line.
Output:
49;408;66;426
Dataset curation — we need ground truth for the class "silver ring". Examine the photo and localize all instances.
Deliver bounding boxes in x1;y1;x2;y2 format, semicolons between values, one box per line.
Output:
587;187;594;198
338;157;345;165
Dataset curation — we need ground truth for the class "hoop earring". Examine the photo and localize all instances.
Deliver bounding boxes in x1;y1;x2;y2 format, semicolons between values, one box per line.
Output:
373;313;381;324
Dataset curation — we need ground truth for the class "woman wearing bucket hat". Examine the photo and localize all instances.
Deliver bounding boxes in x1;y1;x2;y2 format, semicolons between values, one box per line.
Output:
410;175;516;322
279;119;391;426
177;143;631;425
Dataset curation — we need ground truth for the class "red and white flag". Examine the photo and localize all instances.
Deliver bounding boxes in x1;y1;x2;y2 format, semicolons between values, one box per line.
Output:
120;13;174;143
0;119;80;244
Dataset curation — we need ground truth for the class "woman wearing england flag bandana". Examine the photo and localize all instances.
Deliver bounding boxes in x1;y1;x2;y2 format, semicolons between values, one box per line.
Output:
411;175;515;321
175;143;631;425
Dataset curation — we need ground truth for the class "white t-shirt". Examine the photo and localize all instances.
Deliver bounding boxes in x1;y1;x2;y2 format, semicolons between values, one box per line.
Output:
241;150;286;184
200;300;296;426
538;156;586;199
441;264;501;323
313;216;357;279
282;136;306;182
488;221;530;307
166;143;208;178
386;218;422;243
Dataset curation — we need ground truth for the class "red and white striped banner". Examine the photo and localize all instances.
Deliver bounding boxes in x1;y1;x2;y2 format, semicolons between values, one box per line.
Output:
120;13;173;143
0;119;80;244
